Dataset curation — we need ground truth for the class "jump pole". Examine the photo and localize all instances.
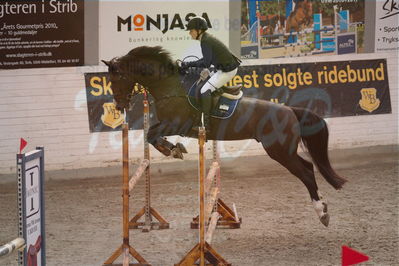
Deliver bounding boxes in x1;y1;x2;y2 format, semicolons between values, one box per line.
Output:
129;95;169;232
0;238;25;258
103;123;150;266
190;140;241;229
176;127;230;266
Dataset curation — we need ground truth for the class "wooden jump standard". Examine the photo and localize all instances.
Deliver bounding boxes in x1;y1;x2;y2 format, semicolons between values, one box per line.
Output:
129;96;169;232
104;123;150;266
104;96;168;265
191;140;241;229
176;127;231;266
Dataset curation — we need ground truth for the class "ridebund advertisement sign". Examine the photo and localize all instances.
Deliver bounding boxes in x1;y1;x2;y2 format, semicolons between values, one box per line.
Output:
84;72;158;132
0;0;84;69
84;58;391;132
234;59;391;117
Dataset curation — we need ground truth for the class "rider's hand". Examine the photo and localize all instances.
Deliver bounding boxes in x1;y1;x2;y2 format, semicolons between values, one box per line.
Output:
179;62;186;68
200;69;210;80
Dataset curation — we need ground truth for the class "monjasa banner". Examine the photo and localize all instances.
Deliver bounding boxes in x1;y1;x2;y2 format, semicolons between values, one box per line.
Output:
99;1;231;62
0;0;84;69
233;59;391;117
84;59;391;132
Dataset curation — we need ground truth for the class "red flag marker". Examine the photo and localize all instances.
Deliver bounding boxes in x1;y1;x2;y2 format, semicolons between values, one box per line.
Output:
342;246;369;266
20;138;27;154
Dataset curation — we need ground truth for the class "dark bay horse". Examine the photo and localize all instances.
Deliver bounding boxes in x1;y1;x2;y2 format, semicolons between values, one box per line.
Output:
102;46;347;227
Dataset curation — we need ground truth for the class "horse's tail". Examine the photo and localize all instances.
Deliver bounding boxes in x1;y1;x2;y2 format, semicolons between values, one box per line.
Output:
291;107;347;189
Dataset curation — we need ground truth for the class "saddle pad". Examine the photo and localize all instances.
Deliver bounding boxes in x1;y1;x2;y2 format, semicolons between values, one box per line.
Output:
187;83;241;119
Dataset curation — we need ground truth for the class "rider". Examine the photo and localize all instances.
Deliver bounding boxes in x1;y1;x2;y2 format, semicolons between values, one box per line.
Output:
181;16;241;133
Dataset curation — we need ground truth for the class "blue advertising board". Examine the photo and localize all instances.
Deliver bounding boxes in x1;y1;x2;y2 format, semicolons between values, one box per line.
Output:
337;33;357;55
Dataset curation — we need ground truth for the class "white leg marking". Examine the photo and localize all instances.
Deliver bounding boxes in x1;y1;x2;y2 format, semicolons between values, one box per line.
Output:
312;199;325;218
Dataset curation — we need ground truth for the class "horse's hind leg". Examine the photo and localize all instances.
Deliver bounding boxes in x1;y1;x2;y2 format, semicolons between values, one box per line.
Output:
297;155;329;226
264;144;330;226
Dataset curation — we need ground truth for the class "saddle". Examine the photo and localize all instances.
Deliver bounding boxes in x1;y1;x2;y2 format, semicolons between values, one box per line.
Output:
187;77;243;119
179;66;244;119
218;85;242;96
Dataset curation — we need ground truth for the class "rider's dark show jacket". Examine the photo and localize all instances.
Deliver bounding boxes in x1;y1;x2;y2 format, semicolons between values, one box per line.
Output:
187;32;241;72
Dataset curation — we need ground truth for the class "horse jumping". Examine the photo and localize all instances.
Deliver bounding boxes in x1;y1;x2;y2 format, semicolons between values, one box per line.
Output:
286;0;313;46
102;45;347;227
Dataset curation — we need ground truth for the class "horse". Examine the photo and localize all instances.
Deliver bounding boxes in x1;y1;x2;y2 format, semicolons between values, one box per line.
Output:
286;0;313;44
102;45;347;227
260;14;286;45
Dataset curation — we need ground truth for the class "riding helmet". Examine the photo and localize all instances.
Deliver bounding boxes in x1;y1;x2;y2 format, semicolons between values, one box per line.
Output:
186;16;208;31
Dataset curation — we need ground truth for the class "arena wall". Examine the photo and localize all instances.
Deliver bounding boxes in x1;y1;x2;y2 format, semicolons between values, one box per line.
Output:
0;52;397;174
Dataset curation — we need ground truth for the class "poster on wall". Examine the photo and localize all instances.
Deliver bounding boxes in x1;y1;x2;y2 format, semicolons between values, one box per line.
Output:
84;72;158;132
375;0;399;53
99;0;232;63
0;0;84;69
84;58;391;132
240;0;365;59
229;58;391;117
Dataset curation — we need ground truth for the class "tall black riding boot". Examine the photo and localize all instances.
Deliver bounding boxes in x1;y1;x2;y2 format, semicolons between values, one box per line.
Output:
201;90;212;133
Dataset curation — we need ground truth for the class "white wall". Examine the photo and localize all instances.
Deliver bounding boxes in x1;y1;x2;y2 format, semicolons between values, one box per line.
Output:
0;52;397;174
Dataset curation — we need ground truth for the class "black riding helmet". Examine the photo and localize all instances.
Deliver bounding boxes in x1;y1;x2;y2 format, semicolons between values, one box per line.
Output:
186;16;208;31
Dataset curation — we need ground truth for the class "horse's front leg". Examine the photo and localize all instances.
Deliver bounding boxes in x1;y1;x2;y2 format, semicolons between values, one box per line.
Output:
147;122;188;159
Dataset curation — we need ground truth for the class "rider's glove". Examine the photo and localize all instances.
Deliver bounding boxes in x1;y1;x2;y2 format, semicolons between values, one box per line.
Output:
200;69;210;80
181;61;190;69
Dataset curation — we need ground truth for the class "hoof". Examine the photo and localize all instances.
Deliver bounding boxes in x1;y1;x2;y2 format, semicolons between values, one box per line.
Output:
320;213;330;227
176;142;188;153
171;147;184;160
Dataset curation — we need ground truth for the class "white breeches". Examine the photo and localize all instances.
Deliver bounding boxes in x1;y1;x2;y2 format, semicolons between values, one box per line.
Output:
200;68;238;94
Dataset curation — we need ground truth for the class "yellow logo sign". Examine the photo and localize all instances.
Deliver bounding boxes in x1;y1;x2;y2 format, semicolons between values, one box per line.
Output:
359;88;380;113
101;102;124;129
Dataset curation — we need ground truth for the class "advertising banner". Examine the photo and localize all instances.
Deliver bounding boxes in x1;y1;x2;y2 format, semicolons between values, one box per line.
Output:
336;32;357;55
233;59;391;117
375;0;399;52
84;72;158;132
99;0;231;63
240;0;365;59
85;58;391;132
0;0;84;69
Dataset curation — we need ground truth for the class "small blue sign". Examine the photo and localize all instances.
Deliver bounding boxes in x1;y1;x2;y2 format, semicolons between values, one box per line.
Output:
337;33;357;55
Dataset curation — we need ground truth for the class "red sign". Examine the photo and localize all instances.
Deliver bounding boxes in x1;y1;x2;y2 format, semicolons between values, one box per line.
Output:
342;246;369;266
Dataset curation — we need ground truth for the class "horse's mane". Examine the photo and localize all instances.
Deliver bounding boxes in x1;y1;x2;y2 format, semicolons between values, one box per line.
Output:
119;46;174;66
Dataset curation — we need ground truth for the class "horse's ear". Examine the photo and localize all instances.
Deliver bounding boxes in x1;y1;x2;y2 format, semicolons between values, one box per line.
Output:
101;60;111;67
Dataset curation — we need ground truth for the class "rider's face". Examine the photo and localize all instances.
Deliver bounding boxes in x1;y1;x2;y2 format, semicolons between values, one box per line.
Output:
189;29;199;40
